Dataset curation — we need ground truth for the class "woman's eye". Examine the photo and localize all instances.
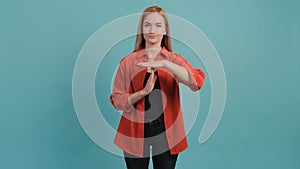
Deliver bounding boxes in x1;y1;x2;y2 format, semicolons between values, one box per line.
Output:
157;25;162;27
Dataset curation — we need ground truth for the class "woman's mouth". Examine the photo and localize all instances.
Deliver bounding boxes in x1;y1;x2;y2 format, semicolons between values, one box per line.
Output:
148;34;156;39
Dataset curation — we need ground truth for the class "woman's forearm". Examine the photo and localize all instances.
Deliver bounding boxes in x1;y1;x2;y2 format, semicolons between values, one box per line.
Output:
126;90;147;106
164;60;191;82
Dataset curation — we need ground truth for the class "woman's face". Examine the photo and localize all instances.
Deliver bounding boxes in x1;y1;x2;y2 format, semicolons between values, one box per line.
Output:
142;12;166;46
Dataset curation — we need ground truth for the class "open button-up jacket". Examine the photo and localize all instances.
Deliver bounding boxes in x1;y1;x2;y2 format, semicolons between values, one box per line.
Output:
110;47;205;157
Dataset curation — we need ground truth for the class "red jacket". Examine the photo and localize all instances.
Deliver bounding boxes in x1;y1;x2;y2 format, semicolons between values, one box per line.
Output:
110;47;205;157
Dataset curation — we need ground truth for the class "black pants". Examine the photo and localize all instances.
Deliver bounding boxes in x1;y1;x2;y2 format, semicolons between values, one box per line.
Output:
124;150;178;169
124;114;179;169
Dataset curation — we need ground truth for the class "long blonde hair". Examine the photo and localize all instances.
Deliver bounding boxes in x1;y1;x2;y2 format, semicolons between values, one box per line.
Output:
133;6;172;52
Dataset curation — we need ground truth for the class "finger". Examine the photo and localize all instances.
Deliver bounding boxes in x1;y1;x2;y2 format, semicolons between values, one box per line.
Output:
153;75;157;82
149;69;155;81
136;62;147;67
151;68;154;74
150;75;157;87
148;71;156;84
138;61;154;67
147;75;157;92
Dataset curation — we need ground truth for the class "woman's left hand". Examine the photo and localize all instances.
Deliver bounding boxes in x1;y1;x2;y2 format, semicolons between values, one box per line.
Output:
136;60;167;68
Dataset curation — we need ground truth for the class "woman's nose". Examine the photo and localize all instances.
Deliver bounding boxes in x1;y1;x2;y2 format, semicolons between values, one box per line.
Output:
149;26;154;33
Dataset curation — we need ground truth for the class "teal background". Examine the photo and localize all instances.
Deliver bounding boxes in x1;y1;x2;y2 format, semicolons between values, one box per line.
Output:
1;0;299;169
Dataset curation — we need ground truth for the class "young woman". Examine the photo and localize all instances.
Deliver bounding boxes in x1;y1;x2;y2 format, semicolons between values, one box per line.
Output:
110;6;206;169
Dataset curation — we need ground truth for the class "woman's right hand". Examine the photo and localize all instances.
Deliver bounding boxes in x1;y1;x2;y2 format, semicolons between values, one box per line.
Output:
141;69;157;96
126;69;157;107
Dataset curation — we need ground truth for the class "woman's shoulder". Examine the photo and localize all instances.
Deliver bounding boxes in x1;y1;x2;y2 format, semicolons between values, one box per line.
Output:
163;50;184;62
119;49;146;63
119;51;138;63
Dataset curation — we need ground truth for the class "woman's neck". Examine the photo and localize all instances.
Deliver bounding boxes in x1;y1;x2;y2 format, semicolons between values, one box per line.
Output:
144;46;162;61
145;41;161;49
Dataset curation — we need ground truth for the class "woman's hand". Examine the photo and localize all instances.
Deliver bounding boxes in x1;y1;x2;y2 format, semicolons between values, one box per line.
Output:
141;69;157;95
126;69;157;107
136;60;166;69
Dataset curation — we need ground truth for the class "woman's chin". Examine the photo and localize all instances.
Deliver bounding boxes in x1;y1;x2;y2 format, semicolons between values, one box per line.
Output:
145;39;160;46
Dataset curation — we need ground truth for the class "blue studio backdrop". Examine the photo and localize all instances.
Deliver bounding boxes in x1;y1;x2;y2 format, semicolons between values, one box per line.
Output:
1;0;299;169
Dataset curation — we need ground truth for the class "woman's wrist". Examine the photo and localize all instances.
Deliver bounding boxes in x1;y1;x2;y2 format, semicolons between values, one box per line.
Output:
127;90;147;106
140;89;148;96
162;60;168;68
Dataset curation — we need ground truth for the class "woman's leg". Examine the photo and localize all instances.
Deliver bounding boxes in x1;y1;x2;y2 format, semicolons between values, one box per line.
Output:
123;151;150;169
152;150;178;169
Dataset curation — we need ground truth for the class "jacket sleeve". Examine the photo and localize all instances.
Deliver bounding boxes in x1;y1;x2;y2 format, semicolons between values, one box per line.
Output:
172;53;206;92
110;60;134;113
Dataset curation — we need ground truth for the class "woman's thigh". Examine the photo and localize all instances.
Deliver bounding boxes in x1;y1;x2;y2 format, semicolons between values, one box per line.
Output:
152;150;178;169
123;151;150;169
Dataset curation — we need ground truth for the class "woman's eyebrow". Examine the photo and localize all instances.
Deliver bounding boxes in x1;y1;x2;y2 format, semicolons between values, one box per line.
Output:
144;21;163;24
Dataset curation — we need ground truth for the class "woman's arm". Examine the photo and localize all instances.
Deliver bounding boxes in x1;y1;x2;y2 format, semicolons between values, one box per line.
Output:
126;69;157;106
111;58;158;112
136;60;191;82
136;53;205;91
163;60;191;82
